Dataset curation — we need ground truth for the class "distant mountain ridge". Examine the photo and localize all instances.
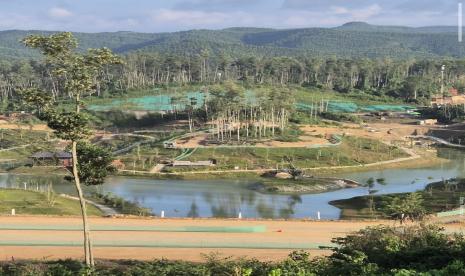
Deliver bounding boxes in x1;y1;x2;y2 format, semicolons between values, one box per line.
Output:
0;22;464;60
336;22;459;33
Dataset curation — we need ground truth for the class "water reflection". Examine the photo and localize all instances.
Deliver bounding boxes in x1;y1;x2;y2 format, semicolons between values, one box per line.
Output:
187;201;199;218
0;148;463;219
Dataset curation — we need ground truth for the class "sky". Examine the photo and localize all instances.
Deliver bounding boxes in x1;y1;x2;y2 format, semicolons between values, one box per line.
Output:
0;0;461;33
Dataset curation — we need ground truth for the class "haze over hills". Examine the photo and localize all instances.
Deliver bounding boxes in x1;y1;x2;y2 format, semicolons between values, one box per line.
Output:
1;22;464;60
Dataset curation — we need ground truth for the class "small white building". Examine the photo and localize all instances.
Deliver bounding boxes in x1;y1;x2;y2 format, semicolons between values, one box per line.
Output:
163;141;177;149
172;160;214;167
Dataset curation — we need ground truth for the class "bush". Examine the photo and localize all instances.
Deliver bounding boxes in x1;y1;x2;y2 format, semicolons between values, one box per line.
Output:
92;192;153;216
320;112;361;123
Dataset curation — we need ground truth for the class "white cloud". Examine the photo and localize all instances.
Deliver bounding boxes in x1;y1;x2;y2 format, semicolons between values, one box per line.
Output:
48;7;73;19
150;9;255;29
352;4;382;21
331;6;350;15
0;1;457;33
329;4;381;20
153;9;228;25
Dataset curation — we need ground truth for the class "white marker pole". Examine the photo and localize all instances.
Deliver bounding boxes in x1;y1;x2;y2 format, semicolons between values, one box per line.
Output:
317;211;321;220
458;3;463;42
161;210;165;218
11;209;15;216
238;212;242;219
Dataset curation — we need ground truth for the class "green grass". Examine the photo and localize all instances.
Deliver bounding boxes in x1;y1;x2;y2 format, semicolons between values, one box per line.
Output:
0;189;102;216
293;86;402;106
118;142;183;171
0;129;56;160
163;136;407;172
330;178;465;220
8;166;70;175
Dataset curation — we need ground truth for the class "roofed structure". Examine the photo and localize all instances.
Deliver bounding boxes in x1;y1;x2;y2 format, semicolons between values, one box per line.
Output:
30;151;73;167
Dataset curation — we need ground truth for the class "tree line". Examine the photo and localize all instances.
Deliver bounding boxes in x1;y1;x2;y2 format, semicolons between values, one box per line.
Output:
2;52;465;105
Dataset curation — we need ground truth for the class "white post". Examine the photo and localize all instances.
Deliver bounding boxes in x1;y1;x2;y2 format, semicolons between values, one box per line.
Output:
23;182;27;190
11;209;15;216
238;212;242;219
161;210;165;218
317;211;321;220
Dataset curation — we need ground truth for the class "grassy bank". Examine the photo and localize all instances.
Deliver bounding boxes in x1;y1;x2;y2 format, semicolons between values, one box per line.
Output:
314;148;446;176
330;178;465;220
162;136;408;172
0;189;102;216
0;129;56;161
90;192;152;216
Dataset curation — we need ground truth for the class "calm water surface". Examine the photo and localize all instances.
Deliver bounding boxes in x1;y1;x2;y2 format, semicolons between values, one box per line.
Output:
1;148;464;219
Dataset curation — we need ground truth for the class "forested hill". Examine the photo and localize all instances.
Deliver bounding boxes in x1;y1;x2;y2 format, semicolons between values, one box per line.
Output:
1;22;465;60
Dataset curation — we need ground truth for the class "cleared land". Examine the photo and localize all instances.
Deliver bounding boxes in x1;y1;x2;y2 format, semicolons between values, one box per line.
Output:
175;122;431;149
112;120;442;175
0;216;391;262
0;216;463;262
165;136;408;172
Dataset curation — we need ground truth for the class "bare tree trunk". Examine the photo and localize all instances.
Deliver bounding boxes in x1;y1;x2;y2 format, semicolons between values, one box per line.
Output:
73;95;94;267
72;141;94;266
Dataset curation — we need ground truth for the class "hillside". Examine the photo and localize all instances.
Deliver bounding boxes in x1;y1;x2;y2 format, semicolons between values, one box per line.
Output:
1;22;464;60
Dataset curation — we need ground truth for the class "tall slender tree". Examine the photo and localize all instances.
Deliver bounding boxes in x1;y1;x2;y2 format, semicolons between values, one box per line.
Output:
22;32;121;267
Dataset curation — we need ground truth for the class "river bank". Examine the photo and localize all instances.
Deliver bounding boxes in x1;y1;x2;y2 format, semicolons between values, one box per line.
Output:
329;178;465;220
112;146;444;197
0;146;461;220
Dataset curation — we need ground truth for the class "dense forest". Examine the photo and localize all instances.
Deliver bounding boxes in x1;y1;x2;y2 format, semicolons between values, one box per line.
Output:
1;52;465;105
1;23;465;107
1;22;465;60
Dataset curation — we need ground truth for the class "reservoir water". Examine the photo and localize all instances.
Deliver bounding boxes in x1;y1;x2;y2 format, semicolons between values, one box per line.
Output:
1;148;464;220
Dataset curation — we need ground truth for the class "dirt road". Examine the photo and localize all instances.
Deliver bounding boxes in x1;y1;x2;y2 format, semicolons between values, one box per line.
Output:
1;216;463;262
0;122;50;131
0;216;399;262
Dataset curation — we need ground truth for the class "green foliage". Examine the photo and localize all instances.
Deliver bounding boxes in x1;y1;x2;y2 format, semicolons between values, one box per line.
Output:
332;177;465;220
43;111;92;141
366;177;375;188
421;105;465;124
22;32;123;266
74;142;116;186
3;24;465;60
18;88;53;114
330;224;465;273
2;27;465;110
320;112;361;123
22;32;78;58
383;193;426;223
91;192;152;216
